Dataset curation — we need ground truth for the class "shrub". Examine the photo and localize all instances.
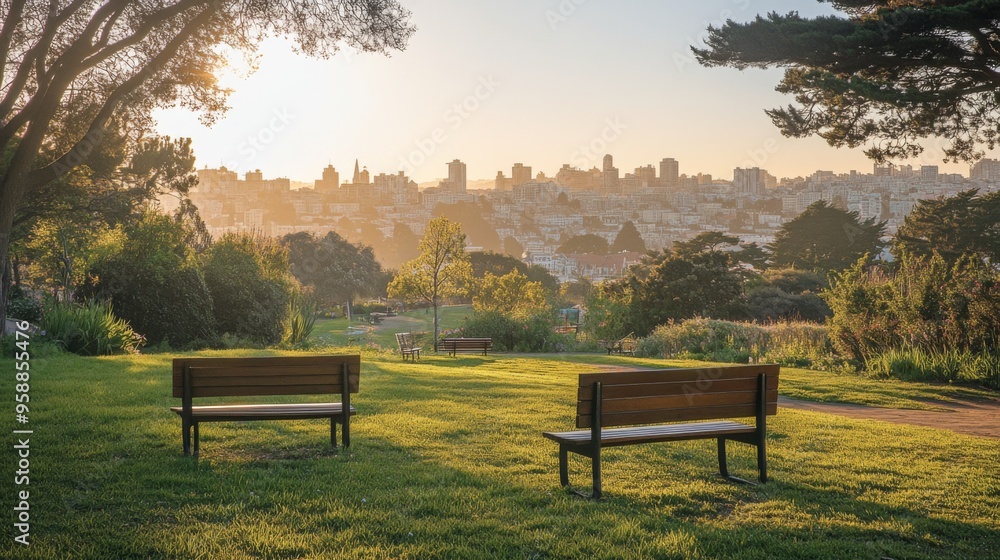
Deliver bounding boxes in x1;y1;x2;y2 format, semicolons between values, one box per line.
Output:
40;301;144;355
825;253;1000;362
5;285;43;323
635;318;837;369
78;214;217;347
458;310;569;352
202;232;294;346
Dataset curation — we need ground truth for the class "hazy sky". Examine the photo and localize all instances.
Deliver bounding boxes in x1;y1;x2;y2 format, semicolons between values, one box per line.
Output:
154;1;988;184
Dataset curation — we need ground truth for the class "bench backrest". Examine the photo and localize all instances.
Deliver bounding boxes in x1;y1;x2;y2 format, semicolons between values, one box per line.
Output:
575;364;779;428
172;355;360;399
442;338;491;346
396;333;415;351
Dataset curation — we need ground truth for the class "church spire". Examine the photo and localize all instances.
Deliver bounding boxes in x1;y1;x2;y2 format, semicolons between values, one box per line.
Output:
353;159;360;183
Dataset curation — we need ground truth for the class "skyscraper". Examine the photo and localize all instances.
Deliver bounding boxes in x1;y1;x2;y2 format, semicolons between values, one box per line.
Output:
315;165;339;193
733;167;767;196
602;154;619;194
659;158;679;187
447;159;467;192
512;163;532;188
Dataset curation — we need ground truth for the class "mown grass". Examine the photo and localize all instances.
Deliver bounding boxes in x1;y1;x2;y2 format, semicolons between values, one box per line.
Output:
311;305;473;349
2;350;997;559
547;354;1000;411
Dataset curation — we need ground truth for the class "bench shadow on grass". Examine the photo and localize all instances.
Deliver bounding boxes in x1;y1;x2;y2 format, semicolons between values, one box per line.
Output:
155;433;1000;559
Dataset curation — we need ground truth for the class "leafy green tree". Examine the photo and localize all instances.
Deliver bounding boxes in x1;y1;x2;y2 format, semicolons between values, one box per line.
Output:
695;2;1000;163
737;242;770;270
893;189;1000;265
281;231;384;314
610;221;647;253
625;250;746;335
673;231;739;258
388;217;473;350
384;222;420;269
473;270;548;318
557;234;609;255
78;213;216;347
202;232;294;345
0;0;414;326
470;251;559;295
769;201;885;273
503;236;525;259
433;201;502;253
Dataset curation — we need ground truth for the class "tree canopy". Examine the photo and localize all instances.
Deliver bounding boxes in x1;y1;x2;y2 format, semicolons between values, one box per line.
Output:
387;217;472;349
281;231;385;310
769;201;885;272
695;2;1000;163
610;221;647;253
893;188;1000;264
557;234;609;255
0;0;414;324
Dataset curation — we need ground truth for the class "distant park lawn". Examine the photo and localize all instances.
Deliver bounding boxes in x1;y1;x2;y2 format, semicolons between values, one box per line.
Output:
311;304;473;349
1;350;997;559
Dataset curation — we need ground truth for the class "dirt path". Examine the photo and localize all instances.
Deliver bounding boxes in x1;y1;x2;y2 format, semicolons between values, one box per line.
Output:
779;396;1000;439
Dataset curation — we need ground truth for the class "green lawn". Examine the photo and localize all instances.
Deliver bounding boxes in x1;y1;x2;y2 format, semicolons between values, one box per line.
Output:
311;305;473;349
2;350;998;559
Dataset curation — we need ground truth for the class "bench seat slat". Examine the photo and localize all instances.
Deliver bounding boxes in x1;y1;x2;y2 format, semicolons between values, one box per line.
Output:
543;420;755;447
170;403;356;421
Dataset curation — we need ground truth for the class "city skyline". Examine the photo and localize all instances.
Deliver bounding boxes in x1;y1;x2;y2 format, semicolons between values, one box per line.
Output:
153;1;999;185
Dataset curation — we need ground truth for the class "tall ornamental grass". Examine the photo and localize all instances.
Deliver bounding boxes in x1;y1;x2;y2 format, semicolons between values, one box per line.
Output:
41;301;144;355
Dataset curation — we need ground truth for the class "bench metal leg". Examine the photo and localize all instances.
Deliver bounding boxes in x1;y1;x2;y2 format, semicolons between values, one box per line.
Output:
182;418;191;455
559;445;569;487
193;422;200;456
342;419;350;448
757;435;767;483
591;449;602;500
331;418;338;447
717;437;729;478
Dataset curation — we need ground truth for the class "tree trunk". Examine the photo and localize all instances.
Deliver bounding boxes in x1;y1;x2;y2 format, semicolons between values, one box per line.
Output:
1;256;10;334
0;184;19;331
433;297;439;352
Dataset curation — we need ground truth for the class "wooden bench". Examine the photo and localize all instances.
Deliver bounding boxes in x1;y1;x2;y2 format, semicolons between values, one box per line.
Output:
543;364;779;498
395;332;422;361
440;337;492;356
170;355;360;456
603;333;636;356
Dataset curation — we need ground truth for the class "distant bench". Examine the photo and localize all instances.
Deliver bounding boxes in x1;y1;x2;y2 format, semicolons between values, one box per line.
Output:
440;337;492;357
543;364;779;498
603;333;636;356
395;332;422;362
170;355;360;456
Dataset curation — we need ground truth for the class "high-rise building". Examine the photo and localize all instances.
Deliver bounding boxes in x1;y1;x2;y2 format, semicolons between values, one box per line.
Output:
602;154;619;194
314;165;339;193
495;171;512;191
635;165;657;188
921;165;939;180
351;159;371;185
659;158;679;187
972;158;1000;181
874;163;893;177
512;163;532;188
733;167;767;196
447;159;467;192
